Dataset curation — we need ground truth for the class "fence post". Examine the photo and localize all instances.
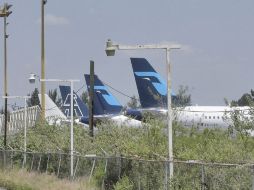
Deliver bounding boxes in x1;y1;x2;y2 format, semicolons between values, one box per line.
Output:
73;155;79;179
46;153;50;174
30;153;35;171
22;151;26;169
252;165;254;190
10;150;13;169
201;164;206;190
102;158;108;189
118;156;121;180
0;150;3;169
3;149;6;170
57;153;62;177
165;161;168;190
138;161;141;190
37;154;42;171
89;159;96;183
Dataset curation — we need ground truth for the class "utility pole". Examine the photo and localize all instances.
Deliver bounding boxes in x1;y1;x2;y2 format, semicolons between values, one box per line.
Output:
166;48;173;178
105;39;181;181
0;3;12;148
89;61;94;137
41;0;47;119
39;78;79;178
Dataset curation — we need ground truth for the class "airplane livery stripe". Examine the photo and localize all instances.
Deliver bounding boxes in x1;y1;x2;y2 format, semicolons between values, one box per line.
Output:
134;71;167;95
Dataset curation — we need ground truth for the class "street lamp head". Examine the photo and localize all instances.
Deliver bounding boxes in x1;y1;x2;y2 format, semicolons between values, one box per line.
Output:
168;44;181;50
4;4;12;11
6;11;12;16
3;3;12;16
105;39;116;56
28;73;36;84
0;3;12;17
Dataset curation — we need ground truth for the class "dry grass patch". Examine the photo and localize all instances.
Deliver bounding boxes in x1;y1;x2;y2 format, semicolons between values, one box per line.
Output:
0;169;97;190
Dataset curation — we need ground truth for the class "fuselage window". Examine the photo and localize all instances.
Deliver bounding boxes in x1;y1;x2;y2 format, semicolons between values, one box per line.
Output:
213;116;215;119
217;116;220;119
209;116;211;119
205;116;207;119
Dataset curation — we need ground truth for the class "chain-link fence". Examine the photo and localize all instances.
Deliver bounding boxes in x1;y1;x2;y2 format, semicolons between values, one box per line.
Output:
0;149;254;189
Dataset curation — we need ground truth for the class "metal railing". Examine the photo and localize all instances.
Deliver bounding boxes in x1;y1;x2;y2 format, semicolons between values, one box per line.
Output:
0;106;40;136
0;149;254;189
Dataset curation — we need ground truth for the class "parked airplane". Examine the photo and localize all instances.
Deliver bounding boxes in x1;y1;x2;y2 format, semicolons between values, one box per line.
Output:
59;85;89;125
38;94;67;125
59;84;142;127
84;74;142;127
129;57;251;129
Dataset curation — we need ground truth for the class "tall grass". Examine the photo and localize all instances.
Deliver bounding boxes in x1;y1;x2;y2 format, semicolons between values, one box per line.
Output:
0;169;97;190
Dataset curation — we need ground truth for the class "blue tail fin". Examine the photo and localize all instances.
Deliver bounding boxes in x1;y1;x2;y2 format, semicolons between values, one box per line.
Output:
130;58;167;108
84;74;123;115
59;85;89;117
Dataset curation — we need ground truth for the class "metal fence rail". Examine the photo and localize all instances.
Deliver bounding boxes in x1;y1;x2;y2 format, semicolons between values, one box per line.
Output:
0;149;254;189
0;106;40;136
9;106;40;133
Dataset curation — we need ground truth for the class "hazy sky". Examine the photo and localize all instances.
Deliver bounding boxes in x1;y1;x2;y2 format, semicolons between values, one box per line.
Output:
0;0;253;108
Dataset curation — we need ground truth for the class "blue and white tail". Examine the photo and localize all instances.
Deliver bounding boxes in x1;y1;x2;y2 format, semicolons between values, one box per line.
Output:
84;74;123;115
130;58;167;108
59;85;89;117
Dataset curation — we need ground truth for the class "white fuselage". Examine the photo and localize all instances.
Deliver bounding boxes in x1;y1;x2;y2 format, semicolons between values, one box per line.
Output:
142;106;251;129
175;106;232;129
95;114;142;128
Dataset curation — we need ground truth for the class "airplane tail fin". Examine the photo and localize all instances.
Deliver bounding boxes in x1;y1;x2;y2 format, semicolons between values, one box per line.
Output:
38;94;67;124
38;93;67;119
59;85;89;117
130;58;167;108
84;74;123;115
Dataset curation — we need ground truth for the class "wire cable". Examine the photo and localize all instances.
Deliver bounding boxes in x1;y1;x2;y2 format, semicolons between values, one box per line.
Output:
101;80;140;102
75;84;85;94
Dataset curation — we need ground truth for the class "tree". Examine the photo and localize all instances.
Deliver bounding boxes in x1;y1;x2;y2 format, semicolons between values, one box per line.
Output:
0;107;10;121
237;94;253;106
126;95;140;109
172;85;191;107
81;91;89;105
230;90;254;106
48;88;62;107
27;88;40;107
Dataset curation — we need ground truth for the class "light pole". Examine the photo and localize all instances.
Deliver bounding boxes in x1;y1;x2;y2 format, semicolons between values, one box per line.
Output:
41;0;47;119
0;3;12;148
2;95;30;165
105;39;180;179
29;75;79;178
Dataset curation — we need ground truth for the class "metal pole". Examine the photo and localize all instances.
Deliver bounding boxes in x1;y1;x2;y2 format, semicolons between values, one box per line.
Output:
89;60;94;137
70;80;74;178
252;166;254;190
201;165;205;190
166;48;173;179
165;161;168;190
24;97;27;165
38;79;79;178
3;14;7;148
41;0;46;119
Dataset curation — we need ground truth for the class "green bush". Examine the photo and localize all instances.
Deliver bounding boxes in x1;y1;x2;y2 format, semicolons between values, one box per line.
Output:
1;114;254;189
114;176;134;190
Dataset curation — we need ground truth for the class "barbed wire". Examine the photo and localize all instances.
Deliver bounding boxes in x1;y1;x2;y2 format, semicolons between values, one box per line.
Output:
0;149;254;167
